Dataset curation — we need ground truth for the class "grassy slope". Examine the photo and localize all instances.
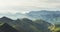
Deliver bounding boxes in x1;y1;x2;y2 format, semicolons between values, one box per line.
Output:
50;24;60;32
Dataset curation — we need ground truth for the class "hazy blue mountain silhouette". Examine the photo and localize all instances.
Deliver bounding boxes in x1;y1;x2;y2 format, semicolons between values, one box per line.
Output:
26;10;60;24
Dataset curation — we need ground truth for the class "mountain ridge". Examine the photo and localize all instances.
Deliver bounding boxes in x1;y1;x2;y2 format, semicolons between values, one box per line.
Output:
26;10;60;24
0;16;53;32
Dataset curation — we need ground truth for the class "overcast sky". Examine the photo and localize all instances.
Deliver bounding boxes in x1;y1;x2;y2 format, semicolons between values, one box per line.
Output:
0;0;60;14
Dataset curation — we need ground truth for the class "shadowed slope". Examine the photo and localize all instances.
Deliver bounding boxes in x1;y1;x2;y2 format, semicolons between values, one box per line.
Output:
0;23;19;32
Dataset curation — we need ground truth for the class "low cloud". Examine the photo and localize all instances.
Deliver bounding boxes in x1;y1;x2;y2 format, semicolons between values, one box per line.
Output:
0;0;60;14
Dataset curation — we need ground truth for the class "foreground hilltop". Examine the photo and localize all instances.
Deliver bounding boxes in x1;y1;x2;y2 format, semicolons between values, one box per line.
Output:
0;16;53;32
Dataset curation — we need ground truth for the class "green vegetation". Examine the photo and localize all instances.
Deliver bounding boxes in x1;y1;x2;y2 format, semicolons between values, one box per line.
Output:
49;24;60;32
53;25;60;32
0;22;4;26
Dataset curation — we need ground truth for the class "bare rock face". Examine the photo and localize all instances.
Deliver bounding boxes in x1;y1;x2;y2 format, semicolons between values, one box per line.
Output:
0;23;19;32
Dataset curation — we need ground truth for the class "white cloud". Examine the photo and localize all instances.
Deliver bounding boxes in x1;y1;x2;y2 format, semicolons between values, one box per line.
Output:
0;0;60;14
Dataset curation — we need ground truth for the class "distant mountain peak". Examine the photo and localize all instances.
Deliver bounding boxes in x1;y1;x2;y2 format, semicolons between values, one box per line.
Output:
0;16;14;23
0;16;13;20
22;18;32;21
1;16;9;19
15;19;21;21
